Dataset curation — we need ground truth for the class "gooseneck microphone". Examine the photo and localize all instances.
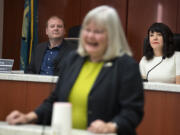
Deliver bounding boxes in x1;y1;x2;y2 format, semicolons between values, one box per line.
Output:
143;56;165;82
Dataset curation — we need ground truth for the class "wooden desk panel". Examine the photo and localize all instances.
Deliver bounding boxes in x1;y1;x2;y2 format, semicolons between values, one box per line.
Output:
137;90;180;135
165;92;180;135
0;80;55;121
26;82;56;112
0;80;27;120
1;79;180;135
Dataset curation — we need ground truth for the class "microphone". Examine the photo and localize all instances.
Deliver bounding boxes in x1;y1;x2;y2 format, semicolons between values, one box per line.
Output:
143;56;165;82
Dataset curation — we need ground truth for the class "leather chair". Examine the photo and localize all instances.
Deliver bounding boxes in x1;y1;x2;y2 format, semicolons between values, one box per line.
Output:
173;33;180;51
68;25;81;38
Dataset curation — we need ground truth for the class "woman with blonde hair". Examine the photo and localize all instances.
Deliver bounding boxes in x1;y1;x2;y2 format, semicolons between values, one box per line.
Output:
6;5;144;135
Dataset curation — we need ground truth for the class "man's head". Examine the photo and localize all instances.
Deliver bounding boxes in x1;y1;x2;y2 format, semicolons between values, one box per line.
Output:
46;16;65;41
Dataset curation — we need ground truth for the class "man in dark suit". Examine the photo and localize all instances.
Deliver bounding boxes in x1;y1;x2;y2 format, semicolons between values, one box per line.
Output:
25;16;77;75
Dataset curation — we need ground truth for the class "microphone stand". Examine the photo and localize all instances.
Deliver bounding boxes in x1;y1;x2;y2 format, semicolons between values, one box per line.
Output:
144;56;165;82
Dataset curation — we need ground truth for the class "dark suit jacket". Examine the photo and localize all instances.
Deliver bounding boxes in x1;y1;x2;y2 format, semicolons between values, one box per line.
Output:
25;39;77;75
35;52;144;135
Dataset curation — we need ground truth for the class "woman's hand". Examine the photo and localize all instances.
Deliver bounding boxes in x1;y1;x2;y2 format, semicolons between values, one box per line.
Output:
87;119;117;134
6;110;37;125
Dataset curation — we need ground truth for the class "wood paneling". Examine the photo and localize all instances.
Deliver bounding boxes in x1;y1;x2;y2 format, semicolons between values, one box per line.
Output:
1;79;180;135
2;0;180;68
0;0;4;58
38;0;128;42
0;80;55;121
38;0;81;42
0;80;27;121
26;82;55;111
2;0;24;69
2;0;82;69
127;0;178;61
137;91;166;135
177;0;180;33
164;92;180;135
137;90;180;135
80;0;127;31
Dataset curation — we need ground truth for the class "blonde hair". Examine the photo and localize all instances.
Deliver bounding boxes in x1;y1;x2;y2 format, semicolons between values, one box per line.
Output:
77;5;132;61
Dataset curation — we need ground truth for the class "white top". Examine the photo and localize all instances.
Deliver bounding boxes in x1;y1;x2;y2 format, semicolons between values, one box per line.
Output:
139;51;180;83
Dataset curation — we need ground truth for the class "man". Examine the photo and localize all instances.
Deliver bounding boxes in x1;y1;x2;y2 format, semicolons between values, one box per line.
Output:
25;16;77;75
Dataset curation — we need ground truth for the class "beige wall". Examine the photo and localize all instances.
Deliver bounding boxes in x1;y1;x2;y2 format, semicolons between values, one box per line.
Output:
0;0;4;58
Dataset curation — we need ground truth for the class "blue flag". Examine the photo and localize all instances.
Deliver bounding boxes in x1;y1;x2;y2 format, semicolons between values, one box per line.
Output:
20;0;38;70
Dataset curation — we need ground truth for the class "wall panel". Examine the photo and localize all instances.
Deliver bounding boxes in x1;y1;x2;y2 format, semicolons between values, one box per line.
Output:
0;0;4;58
2;0;180;68
38;0;81;42
80;0;127;31
177;0;180;33
2;0;24;69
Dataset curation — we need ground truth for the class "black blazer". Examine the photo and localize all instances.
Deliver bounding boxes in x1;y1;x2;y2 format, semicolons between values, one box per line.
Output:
35;52;144;135
25;40;77;75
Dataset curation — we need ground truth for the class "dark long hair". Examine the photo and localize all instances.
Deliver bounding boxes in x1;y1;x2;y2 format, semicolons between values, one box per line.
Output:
144;23;175;60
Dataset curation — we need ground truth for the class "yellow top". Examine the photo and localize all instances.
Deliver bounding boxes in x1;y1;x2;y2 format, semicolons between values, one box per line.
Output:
68;60;104;129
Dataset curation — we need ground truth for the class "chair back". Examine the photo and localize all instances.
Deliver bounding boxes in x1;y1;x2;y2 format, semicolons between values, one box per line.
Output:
173;33;180;51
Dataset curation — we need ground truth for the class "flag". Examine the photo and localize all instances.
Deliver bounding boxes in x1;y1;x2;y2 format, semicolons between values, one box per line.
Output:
20;0;38;70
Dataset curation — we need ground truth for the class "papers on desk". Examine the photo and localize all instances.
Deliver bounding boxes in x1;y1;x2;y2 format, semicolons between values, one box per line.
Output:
0;59;14;73
11;70;24;74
